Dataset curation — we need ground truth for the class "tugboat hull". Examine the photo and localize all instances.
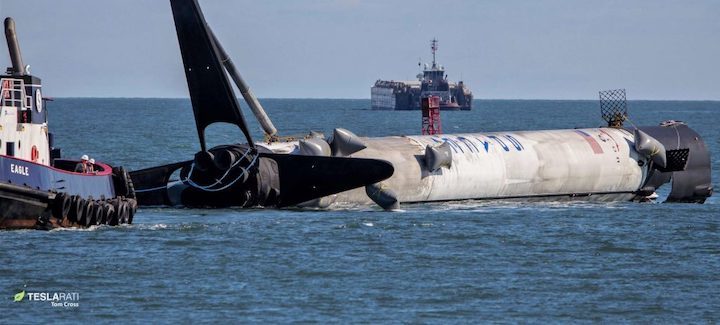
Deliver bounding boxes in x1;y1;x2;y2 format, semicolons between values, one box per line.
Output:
0;156;137;229
0;182;52;229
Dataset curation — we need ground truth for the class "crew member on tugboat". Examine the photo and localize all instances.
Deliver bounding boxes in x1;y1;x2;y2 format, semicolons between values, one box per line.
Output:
74;154;89;173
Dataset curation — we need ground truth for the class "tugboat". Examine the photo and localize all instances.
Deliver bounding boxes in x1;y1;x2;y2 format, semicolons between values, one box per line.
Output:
0;17;137;230
371;39;473;111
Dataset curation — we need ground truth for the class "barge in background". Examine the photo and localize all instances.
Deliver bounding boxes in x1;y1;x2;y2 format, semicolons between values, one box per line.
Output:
371;39;473;111
0;17;137;230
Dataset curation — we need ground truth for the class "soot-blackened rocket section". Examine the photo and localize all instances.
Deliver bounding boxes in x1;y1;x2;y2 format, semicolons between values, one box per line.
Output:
129;0;395;209
170;0;254;151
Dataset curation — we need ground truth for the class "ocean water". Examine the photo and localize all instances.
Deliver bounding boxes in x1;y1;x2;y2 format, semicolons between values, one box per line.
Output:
1;98;718;323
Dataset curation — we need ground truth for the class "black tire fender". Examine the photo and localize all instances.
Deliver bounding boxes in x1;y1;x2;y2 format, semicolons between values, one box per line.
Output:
83;200;96;227
51;193;71;220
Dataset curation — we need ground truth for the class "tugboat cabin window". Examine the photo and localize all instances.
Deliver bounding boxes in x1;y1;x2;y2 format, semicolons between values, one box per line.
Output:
6;142;15;156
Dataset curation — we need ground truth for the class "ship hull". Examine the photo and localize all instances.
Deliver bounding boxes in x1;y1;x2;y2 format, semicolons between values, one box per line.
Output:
0;181;52;229
376;103;470;111
0;155;116;197
0;155;135;229
371;82;473;111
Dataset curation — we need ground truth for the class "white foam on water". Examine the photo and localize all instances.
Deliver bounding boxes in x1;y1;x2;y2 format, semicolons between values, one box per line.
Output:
320;200;401;212
114;223;169;231
405;199;632;214
49;225;100;232
149;224;168;230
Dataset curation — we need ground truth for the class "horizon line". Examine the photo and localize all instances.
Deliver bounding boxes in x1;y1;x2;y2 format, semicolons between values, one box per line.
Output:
44;96;720;102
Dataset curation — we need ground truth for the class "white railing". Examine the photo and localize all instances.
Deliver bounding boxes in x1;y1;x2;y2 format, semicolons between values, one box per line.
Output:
0;78;26;109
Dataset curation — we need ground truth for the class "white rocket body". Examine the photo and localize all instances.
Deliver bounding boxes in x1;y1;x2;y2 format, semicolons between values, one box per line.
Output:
260;127;650;206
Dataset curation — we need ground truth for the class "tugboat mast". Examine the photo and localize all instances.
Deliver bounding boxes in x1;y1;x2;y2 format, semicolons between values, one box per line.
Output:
431;38;438;69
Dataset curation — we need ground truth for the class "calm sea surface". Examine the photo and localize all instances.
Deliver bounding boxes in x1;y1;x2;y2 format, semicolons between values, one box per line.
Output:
1;98;718;323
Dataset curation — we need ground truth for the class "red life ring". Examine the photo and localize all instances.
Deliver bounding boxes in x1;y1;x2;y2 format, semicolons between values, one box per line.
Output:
31;145;39;162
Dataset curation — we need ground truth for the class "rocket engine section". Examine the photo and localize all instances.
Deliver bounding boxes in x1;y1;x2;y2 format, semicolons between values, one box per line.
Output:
634;122;712;203
281;123;711;208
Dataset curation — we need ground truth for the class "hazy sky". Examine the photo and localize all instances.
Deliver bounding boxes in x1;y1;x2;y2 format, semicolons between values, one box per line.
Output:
1;0;718;100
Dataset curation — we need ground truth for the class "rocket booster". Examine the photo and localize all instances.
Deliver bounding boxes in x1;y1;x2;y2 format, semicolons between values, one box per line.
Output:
322;127;646;205
260;123;712;207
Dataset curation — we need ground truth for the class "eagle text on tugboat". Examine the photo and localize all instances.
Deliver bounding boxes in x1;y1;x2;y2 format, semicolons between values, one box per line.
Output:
10;163;29;176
